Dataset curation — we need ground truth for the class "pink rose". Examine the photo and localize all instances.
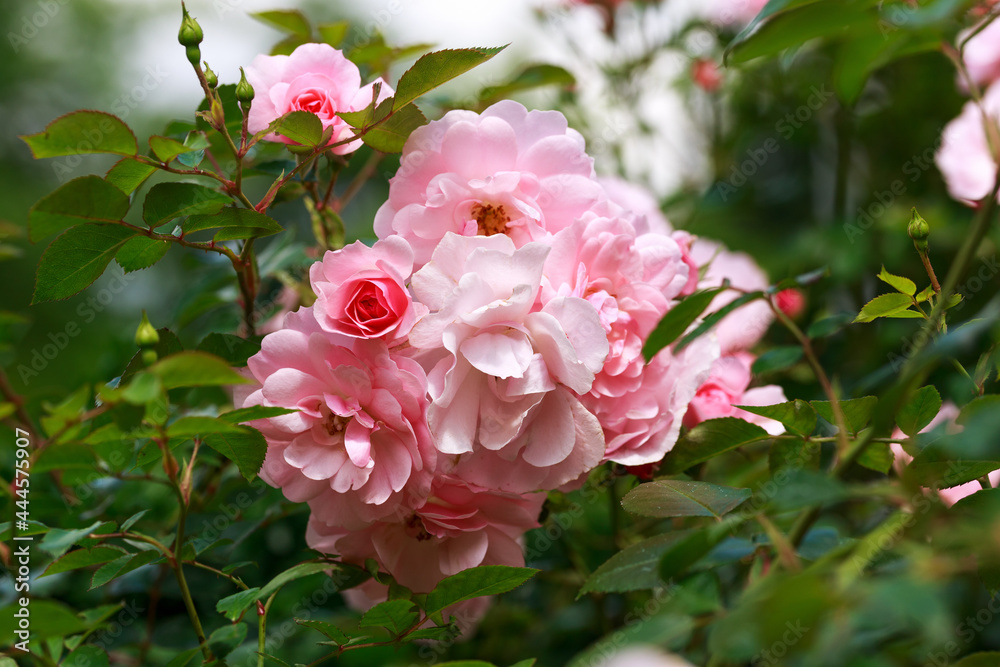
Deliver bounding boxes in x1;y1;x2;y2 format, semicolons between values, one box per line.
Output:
245;43;392;154
597;176;673;237
962;18;1000;90
307;475;544;593
374;100;608;267
310;236;423;342
891;403;1000;506
408;232;608;492
709;0;769;25
691;238;773;353
588;335;719;466
683;352;787;436
241;307;435;529
936;82;1000;204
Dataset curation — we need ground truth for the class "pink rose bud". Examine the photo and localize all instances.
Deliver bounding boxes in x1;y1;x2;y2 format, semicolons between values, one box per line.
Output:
776;288;805;319
692;59;723;92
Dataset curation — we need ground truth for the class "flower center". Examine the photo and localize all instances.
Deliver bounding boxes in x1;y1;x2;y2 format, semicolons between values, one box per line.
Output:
472;202;510;236
325;413;350;437
404;514;433;542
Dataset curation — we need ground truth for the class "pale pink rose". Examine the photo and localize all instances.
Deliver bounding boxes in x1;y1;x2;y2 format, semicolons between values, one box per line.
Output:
588;334;719;466
691;238;773;353
310;236;424;342
603;646;696;667
408;233;608;493
241;307;435;529
542;213;689;398
936;82;1000;204
669;230;700;298
962;18;1000;89
597;176;673;236
683;352;787;436
307;475;545;593
374;100;608;267
245;43;392;154
891;402;1000;506
709;0;769;25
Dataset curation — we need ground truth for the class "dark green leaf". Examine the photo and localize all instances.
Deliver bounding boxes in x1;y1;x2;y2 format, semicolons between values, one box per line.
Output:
167;416;246;439
105;158;157;195
90;550;160;589
196;333;263;367
38;520;104;558
33;224;136;304
953;653;1000;667
643;287;727;360
854;292;915;323
477;64;576;105
811;396;878;433
251;9;311;37
115;236;169;273
957;395;1000;427
142;182;231;228
40;546;127;577
393;46;508;110
357;102;428;153
896;385;942;436
216;587;262;621
660;418;770;474
21;110;136;158
219;406;297;424
735;400;816;436
660;518;743;582
676;291;765;352
184;207;283;241
296;619;351;644
29;175;130;242
208;623;246;658
63;646;109;667
622;480;751;519
751;346;803;374
359;599;419;635
203;428;267;481
580;531;693;595
425;566;538;618
806;313;853;338
769;438;821;474
148;351;252;389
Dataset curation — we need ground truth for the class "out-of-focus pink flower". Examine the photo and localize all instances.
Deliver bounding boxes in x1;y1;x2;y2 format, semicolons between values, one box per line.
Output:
602;646;696;667
708;0;769;25
408;233;608;493
374;100;607;267
310;237;423;342
542;213;689;398
683;352;787;435
242;307;435;529
891;402;1000;506
691;238;773;353
936;82;1000;204
962;18;1000;89
245;43;392;154
307;475;544;593
597;176;673;236
776;288;806;319
692;59;723;92
589;335;719;466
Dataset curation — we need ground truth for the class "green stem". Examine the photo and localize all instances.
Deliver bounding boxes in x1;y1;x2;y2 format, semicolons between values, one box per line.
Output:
174;503;212;661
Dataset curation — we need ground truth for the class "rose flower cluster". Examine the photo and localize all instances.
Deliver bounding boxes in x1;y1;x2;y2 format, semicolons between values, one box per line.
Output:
238;44;783;620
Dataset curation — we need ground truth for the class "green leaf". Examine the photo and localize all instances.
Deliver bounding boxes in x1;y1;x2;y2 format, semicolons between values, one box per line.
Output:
359;599;419;635
660;418;770;474
123;369;163;405
317;21;349;47
953;653;1000;667
769;438;821;474
425;566;538;618
90;550;160;589
580;531;693;595
184;207;283;241
357;102;429;153
21;110;136;158
477;64;575;105
806;313;853;338
219;405;297;424
751;346;804;374
431;663;496;667
643;287;727;360
40;546;127;577
63;647;109;667
896;385;942;437
39;520;104;558
208;623;247;658
509;660;537;667
622;480;751;519
854;292;915;323
265;110;325;147
121;510;149;532
216;587;262;621
251;9;311;37
660;517;744;582
148;351;252;389
164;648;201;667
857;441;893;474
0;600;87;640
877;265;916;296
393;46;508;110
296;619;351;644
811;396;877;433
203;427;267;481
196;332;262;367
115;236;169;273
958;395;1000;426
29;175;130;242
33;224;136;304
167;416;246;439
883;309;924;319
676;291;765;352
149;135;197;162
105;158;157;195
142;182;231;228
734;400;816;436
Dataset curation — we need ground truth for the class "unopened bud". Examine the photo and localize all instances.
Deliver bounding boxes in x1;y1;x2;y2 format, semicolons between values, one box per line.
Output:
203;63;218;89
908;208;929;250
186;45;201;67
236;67;255;108
135;310;160;348
178;3;204;48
